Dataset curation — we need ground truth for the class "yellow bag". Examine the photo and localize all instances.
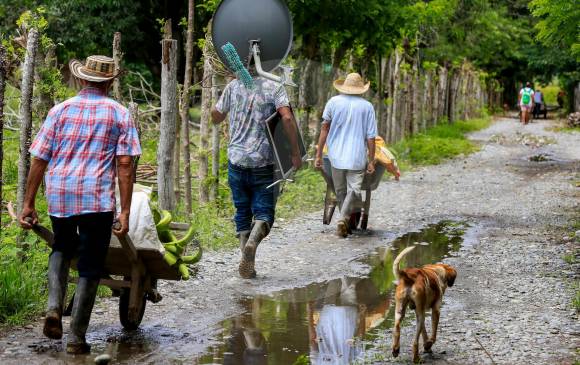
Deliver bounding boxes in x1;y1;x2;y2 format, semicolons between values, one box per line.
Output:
322;137;401;180
374;137;400;180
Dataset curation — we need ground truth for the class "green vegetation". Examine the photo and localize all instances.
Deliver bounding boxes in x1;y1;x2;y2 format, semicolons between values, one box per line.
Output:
0;224;49;326
392;117;492;169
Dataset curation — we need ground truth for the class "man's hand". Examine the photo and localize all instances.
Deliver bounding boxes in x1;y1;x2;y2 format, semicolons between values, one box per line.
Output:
116;155;134;238
113;212;129;237
19;206;39;229
314;156;323;170
292;154;303;170
366;160;376;175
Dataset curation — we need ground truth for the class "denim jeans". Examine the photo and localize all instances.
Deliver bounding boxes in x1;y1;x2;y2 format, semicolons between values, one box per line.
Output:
50;212;114;279
228;162;278;232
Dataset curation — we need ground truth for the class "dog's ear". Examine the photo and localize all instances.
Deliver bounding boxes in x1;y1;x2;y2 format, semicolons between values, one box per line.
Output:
444;265;457;287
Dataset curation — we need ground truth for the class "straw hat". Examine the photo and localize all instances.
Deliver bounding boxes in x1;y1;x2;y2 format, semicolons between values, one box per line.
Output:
333;73;370;95
69;55;118;82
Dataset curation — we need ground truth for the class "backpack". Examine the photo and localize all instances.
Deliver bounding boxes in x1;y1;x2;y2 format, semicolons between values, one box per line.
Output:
521;88;532;105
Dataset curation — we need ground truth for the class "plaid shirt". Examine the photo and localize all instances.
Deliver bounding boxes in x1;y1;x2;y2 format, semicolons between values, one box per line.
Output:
30;87;141;217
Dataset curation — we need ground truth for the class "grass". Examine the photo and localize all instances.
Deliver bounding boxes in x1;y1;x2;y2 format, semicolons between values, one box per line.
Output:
563;254;576;264
391;117;492;169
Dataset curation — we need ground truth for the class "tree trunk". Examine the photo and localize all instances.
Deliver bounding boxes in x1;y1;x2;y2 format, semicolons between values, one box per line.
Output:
179;0;195;213
157;39;178;211
198;38;212;204
298;58;315;150
113;32;122;100
377;55;385;137
16;29;39;215
210;73;220;201
385;53;394;141
389;49;401;143
0;46;7;228
128;102;140;183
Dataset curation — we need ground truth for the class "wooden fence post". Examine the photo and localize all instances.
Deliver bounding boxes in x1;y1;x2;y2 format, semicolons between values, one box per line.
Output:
16;29;39;215
128;102;140;183
157;39;178;211
389;49;401;143
179;0;195;213
198;37;212;204
113;32;122;100
0;45;7;228
209;73;219;201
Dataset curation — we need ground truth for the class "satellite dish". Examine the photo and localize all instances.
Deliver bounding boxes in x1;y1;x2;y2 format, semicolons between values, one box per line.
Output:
212;0;293;73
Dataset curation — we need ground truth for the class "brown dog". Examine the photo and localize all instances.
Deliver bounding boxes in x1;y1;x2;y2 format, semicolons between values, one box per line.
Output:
391;246;457;363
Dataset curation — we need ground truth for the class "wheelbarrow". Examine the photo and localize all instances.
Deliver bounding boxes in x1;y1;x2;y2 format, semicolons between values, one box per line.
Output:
27;218;183;330
319;156;385;230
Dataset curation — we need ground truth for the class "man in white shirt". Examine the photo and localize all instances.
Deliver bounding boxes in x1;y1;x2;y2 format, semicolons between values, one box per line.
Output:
315;73;377;238
519;82;535;125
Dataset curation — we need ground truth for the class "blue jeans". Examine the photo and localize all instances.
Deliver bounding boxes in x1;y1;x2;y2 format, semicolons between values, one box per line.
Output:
228;162;277;232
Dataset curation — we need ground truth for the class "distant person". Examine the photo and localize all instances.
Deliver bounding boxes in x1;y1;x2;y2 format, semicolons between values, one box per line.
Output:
315;73;377;238
211;75;302;279
557;90;565;109
533;89;544;119
519;82;535;125
19;56;141;354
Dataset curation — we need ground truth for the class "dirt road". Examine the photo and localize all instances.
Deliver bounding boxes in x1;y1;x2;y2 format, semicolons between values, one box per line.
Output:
0;117;578;365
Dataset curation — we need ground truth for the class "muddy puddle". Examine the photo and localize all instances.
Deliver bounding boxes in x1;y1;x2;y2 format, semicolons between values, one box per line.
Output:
196;220;470;365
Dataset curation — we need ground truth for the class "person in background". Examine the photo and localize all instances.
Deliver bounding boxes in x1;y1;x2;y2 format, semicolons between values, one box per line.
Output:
315;73;377;238
557;90;566;109
533;88;544;119
19;56;141;354
519;82;535;125
211;76;302;279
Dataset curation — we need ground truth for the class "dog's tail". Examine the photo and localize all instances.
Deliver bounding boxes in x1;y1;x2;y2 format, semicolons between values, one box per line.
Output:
393;246;415;284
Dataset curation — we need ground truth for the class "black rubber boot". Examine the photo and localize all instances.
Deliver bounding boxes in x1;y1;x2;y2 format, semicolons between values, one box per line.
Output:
66;278;99;355
239;221;269;279
238;230;251;252
43;252;70;340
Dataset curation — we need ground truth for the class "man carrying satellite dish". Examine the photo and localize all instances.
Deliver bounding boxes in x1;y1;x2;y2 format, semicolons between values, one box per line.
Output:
211;75;302;279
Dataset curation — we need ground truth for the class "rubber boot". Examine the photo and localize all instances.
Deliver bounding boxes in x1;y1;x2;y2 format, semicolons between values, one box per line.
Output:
238;230;251;252
239;221;269;279
337;219;349;238
66;278;99;355
43;252;70;340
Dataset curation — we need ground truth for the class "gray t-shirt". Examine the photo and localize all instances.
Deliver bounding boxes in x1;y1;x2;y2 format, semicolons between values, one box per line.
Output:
216;77;290;168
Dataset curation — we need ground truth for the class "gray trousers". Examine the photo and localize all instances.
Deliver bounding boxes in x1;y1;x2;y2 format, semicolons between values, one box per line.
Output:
331;167;365;221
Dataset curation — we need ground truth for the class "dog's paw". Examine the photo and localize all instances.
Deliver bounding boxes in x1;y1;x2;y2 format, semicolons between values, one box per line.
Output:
392;348;400;358
412;354;422;363
424;340;433;352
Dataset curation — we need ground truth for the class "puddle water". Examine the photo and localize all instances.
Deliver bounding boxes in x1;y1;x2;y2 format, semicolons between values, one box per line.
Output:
197;220;470;365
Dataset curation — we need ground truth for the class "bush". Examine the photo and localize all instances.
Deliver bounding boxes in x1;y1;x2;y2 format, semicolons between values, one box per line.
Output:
0;245;48;325
392;117;491;169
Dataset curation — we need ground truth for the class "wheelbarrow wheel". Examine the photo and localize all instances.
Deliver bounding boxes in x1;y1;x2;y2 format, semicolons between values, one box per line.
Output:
119;287;146;330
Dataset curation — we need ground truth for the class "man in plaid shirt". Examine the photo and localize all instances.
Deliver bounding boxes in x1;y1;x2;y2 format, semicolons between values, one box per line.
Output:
19;55;141;354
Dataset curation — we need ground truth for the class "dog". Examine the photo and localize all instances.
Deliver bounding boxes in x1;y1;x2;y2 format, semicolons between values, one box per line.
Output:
391;246;457;363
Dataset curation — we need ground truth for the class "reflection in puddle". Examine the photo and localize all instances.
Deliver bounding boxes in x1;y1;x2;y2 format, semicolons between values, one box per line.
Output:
199;221;469;365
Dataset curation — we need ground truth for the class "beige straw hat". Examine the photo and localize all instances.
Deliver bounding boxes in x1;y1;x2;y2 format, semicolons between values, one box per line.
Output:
69;55;118;82
333;73;370;95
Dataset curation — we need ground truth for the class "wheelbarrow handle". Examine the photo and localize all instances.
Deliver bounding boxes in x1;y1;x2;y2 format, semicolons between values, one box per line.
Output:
112;220;122;231
24;217;55;247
